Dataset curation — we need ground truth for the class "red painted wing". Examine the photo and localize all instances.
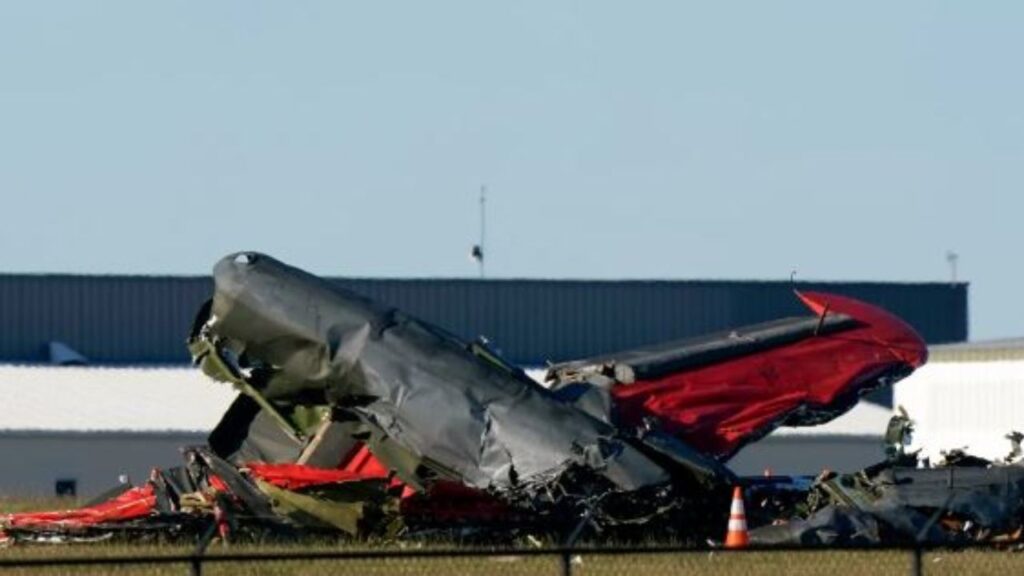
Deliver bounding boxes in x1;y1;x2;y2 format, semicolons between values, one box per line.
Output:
609;291;927;460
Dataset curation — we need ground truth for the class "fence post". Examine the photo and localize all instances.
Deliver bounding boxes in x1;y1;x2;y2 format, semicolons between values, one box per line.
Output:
561;550;572;576
190;519;218;576
910;546;922;576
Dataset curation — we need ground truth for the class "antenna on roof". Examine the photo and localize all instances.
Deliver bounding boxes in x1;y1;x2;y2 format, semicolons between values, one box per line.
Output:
946;250;959;284
470;185;486;278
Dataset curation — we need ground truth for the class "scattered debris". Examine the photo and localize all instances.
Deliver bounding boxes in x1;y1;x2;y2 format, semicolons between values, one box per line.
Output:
1005;431;1023;464
1;252;931;546
884;406;917;466
749;419;1024;546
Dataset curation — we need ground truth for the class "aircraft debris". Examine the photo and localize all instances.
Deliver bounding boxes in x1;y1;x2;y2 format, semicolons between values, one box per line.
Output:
1;252;931;546
749;422;1024;546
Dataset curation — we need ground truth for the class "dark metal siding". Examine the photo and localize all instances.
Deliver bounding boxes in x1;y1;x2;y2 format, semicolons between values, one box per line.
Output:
0;275;212;365
339;279;967;365
0;275;968;366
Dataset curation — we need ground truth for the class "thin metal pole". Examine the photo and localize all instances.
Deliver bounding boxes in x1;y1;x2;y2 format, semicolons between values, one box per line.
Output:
561;550;572;576
910;546;922;576
479;185;486;279
190;520;217;576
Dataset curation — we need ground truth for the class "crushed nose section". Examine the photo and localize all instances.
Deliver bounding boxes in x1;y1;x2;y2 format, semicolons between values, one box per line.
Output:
197;252;673;505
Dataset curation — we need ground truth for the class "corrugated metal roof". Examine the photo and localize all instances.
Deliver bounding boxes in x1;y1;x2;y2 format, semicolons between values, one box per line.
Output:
0;274;968;366
895;360;1024;461
0;275;212;365
928;338;1024;363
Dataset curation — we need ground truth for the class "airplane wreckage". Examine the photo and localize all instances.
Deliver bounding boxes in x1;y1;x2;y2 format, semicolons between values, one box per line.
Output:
5;252;1024;547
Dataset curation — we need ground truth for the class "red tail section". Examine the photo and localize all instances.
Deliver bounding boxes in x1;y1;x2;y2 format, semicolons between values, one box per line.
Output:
611;291;927;460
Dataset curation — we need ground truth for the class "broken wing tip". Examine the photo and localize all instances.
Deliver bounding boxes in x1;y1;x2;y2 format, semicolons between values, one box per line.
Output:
793;289;827;316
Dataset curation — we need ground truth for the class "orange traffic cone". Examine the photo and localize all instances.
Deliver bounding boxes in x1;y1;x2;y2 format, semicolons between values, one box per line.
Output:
724;486;749;549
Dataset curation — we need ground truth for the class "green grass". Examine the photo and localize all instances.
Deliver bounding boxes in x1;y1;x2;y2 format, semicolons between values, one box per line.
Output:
3;546;1024;576
0;496;80;515
5;499;1024;575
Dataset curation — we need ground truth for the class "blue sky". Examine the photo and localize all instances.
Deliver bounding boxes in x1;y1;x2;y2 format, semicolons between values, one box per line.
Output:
1;2;1021;338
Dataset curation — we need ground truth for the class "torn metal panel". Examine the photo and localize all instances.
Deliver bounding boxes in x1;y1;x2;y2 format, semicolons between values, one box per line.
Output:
553;291;928;460
752;454;1024;545
634;430;735;489
256;480;366;534
297;419;363;468
192;252;673;499
818;464;1024;539
186;446;279;521
251;467;396;537
208;395;306;464
547;314;858;384
749;505;884;546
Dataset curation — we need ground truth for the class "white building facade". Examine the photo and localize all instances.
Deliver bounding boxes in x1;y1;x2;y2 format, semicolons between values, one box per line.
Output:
0;365;235;498
895;339;1024;463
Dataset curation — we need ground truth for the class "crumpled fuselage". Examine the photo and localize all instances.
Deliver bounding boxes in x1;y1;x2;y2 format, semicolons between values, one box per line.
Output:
190;252;926;517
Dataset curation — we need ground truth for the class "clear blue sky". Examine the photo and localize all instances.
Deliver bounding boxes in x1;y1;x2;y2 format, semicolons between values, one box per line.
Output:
1;2;1020;339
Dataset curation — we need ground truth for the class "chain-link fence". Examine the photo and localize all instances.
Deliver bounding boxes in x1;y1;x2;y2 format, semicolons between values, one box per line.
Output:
1;544;1024;575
